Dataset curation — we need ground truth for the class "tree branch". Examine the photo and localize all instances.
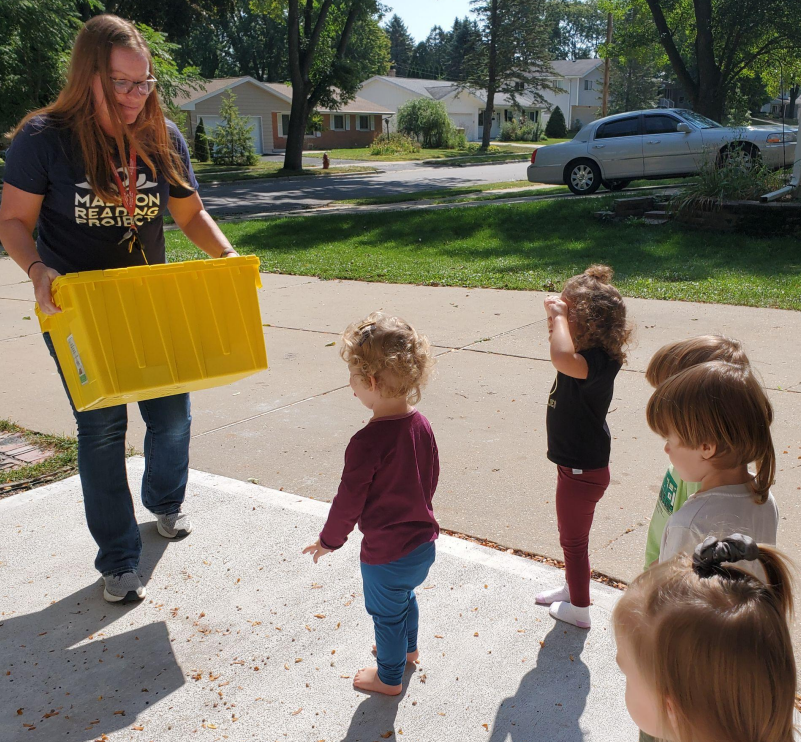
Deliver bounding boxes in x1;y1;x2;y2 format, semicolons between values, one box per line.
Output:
301;0;336;80
643;0;698;99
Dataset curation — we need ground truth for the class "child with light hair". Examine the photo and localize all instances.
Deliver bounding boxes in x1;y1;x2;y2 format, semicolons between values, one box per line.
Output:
614;534;797;742
646;360;778;574
304;312;439;696
642;336;750;570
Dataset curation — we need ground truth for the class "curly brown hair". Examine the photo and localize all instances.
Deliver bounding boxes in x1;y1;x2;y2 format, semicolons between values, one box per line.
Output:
340;312;435;405
562;264;631;365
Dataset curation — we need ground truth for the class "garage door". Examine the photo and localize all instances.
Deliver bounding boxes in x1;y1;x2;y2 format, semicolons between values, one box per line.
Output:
200;115;264;155
450;113;476;141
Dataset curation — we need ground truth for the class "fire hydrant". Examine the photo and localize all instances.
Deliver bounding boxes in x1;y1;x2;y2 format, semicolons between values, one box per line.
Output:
322;152;330;170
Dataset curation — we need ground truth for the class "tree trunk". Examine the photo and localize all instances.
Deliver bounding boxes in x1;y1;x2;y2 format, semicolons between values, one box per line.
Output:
284;93;310;171
787;84;800;121
481;0;499;151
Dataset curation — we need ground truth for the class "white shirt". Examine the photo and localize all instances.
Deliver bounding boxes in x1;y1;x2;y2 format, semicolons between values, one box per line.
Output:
659;482;779;580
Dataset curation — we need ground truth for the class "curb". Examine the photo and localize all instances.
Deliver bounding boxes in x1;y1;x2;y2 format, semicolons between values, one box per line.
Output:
197;167;383;188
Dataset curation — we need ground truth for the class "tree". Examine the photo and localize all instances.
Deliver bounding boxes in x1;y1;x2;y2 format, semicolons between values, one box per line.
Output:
545;0;607;60
445;17;483;81
0;0;85;137
384;14;415;75
545;105;566;137
397;98;456;148
194;118;210;161
624;0;801;121
408;26;449;79
467;0;554;149
252;0;388;171
607;56;659;114
208;91;257;165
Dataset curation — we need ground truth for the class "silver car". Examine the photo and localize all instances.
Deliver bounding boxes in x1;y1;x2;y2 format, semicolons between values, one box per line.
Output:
527;109;798;195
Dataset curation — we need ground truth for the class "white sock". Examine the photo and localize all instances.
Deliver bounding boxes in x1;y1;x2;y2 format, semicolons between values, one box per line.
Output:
549;601;591;629
536;584;570;605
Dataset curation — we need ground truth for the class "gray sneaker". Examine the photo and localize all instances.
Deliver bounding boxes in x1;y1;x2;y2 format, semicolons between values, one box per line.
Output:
103;572;146;603
156;511;193;539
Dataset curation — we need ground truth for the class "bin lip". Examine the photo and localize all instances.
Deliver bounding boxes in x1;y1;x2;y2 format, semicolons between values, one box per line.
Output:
50;256;261;288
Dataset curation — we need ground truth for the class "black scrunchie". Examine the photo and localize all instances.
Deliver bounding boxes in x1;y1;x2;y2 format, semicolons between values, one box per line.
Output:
692;533;760;577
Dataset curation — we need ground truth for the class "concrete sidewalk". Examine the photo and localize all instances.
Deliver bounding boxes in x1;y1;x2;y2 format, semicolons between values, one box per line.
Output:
1;459;634;742
1;255;800;655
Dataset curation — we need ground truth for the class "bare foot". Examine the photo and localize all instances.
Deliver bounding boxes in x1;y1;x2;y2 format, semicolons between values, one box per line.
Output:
372;644;419;664
353;666;402;695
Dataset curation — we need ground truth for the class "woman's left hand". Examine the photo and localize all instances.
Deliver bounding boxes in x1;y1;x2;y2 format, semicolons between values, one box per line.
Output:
221;249;240;258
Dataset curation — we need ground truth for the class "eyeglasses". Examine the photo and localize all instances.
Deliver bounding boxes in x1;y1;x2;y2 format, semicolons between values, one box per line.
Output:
110;76;157;96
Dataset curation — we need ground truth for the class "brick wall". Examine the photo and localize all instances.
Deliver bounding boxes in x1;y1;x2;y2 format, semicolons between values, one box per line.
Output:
271;113;382;150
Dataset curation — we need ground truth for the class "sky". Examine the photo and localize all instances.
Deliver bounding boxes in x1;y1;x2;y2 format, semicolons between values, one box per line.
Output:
385;0;475;43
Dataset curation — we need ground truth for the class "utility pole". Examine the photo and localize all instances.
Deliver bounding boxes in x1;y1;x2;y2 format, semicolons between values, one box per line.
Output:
601;12;613;117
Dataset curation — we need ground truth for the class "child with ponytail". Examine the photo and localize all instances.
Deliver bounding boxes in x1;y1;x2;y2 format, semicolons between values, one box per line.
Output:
537;264;632;628
646;361;778;573
614;534;797;742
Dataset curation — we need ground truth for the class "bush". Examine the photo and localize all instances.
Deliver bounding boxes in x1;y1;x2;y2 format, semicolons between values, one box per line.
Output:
369;132;422;156
500;118;545;142
209;92;258;166
545;106;567;139
397;98;459;148
194;118;210;162
671;146;786;213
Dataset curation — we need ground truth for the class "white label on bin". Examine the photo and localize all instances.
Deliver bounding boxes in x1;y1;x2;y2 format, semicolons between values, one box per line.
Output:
67;334;88;385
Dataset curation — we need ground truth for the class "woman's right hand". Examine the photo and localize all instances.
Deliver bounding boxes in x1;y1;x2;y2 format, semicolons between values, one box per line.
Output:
30;263;62;315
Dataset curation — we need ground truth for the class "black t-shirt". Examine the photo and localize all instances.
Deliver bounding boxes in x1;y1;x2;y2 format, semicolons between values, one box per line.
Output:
3;115;199;274
546;347;621;470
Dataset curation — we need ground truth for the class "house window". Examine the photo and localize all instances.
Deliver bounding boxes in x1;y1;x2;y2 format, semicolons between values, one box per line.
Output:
514;81;524;92
357;115;373;131
332;114;346;131
478;110;484;127
584;80;593;91
504;109;512;122
280;114;290;138
554;79;565;91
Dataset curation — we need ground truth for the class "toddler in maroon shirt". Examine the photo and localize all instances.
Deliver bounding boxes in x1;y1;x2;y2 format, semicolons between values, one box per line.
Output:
304;312;438;696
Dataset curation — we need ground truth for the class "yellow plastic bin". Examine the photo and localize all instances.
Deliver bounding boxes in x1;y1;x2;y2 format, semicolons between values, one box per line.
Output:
36;256;268;412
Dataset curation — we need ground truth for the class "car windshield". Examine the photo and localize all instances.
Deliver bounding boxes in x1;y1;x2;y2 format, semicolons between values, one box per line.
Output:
677;110;722;129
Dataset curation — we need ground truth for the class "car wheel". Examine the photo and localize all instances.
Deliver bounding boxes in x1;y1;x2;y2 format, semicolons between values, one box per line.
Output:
565;159;601;195
718;143;760;170
602;179;632;192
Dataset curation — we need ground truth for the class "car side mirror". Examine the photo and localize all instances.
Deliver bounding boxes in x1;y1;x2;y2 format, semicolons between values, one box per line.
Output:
677;123;692;134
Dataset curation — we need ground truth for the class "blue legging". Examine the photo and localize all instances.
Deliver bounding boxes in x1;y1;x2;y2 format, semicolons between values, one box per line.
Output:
360;540;436;686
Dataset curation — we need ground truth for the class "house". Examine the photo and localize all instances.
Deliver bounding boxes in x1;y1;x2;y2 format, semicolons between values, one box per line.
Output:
540;59;605;129
658;81;692;109
760;95;801;117
358;74;545;141
176;76;391;154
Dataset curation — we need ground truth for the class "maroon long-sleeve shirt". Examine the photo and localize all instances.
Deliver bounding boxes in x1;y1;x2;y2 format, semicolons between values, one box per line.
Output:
319;409;440;565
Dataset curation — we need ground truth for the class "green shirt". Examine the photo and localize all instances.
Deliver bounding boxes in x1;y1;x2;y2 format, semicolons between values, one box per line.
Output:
643;466;701;570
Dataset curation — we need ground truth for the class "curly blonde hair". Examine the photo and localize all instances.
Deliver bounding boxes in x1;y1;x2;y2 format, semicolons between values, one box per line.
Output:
562;264;631;365
340;312;434;404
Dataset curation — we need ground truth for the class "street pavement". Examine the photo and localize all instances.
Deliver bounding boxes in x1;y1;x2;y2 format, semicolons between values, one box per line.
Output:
0;459;635;742
197;160;530;217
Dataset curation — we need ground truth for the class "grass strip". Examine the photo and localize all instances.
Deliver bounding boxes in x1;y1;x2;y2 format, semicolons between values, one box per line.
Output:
0;419;78;493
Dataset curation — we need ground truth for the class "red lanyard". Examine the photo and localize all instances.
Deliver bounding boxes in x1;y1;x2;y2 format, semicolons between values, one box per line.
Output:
110;146;138;224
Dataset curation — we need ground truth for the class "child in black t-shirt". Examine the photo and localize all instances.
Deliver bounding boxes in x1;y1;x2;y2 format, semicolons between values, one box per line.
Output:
537;265;632;628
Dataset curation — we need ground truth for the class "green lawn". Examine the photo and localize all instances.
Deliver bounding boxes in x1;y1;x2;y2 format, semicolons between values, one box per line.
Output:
303;146;528;163
192;161;375;183
165;196;801;309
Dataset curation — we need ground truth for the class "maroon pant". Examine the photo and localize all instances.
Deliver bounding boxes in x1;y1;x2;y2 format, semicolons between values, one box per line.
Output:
555;465;610;608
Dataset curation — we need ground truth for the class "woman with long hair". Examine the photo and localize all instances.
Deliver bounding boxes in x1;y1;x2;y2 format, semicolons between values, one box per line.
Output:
0;15;239;603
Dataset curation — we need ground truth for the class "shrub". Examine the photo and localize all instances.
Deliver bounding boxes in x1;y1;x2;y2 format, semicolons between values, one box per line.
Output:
209;91;258;166
194;118;210;162
397;98;458;148
545;106;567;138
500;118;545;142
671;146;786;213
369;132;422;156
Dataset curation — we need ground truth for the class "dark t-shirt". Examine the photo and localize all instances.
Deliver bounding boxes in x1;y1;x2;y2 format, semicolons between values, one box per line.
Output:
546;347;621;470
319;409;440;565
3;115;199;274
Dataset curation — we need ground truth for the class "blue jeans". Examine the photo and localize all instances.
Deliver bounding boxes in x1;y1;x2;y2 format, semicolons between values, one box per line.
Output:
44;333;191;576
360;540;436;686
